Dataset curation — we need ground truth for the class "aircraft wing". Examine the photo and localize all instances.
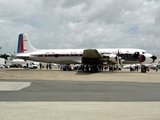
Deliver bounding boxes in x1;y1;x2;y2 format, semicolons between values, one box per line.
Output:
82;49;104;64
82;49;102;58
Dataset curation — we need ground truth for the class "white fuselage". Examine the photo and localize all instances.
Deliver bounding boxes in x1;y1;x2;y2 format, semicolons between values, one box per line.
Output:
16;48;154;64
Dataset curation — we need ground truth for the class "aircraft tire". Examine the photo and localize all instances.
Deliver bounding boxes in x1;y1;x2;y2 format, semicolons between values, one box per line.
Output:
63;68;66;71
91;66;97;72
141;67;146;73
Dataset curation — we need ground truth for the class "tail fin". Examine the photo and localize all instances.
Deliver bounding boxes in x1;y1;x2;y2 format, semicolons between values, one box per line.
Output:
17;33;37;53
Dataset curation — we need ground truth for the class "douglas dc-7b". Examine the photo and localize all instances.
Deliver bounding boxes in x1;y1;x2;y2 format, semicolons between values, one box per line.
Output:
16;33;157;72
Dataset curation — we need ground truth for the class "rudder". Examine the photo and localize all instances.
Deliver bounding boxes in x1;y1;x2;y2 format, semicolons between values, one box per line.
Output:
17;33;37;53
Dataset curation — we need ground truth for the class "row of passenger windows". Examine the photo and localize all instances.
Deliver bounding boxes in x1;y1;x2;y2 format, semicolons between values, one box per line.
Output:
33;54;135;57
33;54;83;57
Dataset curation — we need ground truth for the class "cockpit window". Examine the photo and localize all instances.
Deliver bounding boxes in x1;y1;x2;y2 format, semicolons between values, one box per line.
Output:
142;52;147;54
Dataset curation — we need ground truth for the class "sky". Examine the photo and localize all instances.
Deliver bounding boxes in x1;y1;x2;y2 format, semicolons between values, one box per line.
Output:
0;0;160;55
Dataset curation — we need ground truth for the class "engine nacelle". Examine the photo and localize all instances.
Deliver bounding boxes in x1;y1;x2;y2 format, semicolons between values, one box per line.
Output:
102;53;117;63
102;53;116;58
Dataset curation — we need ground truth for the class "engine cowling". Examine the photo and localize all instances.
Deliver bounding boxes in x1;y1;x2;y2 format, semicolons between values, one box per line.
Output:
102;53;117;63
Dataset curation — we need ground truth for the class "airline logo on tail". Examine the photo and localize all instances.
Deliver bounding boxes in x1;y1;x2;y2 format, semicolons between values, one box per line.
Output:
17;34;27;53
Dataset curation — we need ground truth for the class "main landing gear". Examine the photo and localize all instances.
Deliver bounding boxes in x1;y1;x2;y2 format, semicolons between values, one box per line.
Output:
82;65;101;72
141;65;149;73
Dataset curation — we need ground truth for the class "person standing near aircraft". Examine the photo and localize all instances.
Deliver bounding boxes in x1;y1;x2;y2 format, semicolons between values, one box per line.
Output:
46;64;48;70
49;63;52;70
39;63;42;70
156;66;158;72
26;63;29;70
136;65;139;71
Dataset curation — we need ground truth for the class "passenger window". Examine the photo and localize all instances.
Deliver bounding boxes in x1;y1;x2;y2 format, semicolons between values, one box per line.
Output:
55;54;59;57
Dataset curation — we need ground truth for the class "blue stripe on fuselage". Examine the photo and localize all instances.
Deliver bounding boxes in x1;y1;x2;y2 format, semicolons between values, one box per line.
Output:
17;34;23;53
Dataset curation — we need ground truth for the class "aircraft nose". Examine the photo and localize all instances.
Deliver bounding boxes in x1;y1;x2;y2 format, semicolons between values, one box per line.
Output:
151;55;157;61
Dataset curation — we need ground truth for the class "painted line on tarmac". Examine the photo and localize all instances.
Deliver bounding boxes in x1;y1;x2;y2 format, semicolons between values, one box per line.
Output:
0;82;31;91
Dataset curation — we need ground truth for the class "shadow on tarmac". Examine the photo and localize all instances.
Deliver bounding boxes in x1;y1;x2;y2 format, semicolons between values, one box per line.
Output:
75;70;142;75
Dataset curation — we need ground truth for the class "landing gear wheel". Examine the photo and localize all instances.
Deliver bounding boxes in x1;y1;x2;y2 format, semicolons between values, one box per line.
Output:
91;66;97;72
141;67;146;73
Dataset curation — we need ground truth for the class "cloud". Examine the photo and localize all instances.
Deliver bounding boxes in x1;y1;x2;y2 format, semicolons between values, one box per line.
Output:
0;0;160;55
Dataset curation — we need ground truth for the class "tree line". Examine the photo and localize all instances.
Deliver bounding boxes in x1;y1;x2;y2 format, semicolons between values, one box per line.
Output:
0;54;8;59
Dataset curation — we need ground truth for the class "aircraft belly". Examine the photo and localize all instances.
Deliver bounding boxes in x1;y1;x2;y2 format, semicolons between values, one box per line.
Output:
29;56;81;64
122;61;140;64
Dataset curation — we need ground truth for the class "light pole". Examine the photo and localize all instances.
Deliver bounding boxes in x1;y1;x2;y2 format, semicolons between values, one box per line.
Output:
0;47;2;57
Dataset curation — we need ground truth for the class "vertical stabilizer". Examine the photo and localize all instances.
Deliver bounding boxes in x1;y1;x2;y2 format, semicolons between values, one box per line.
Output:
17;33;37;53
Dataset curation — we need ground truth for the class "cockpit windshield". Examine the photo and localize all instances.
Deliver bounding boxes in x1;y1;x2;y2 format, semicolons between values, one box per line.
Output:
142;51;147;54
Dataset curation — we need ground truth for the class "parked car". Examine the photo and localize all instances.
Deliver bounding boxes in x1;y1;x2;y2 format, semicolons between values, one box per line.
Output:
0;64;5;68
0;64;8;68
61;64;72;71
22;62;37;69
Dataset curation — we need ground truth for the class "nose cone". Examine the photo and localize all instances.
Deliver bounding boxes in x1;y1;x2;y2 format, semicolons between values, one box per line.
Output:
139;55;146;62
151;55;157;61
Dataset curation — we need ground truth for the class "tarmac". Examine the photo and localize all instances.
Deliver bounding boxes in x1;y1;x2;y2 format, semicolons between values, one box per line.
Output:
0;68;160;120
